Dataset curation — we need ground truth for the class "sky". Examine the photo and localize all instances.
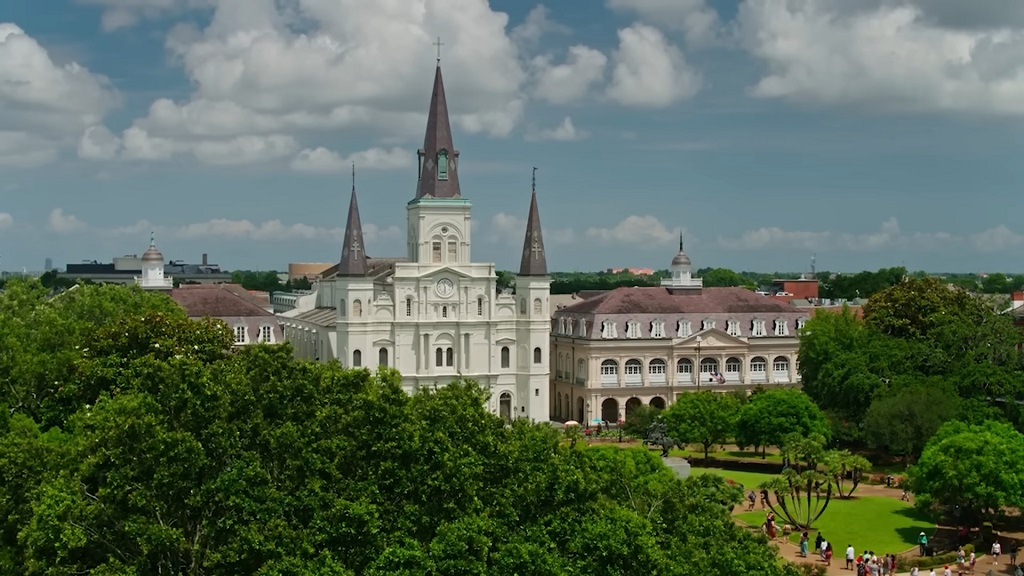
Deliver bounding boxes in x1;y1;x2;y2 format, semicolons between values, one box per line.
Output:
2;0;1024;274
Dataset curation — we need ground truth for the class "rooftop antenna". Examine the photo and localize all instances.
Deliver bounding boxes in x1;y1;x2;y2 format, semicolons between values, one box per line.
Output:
811;253;816;276
531;166;537;193
679;231;684;253
433;37;444;64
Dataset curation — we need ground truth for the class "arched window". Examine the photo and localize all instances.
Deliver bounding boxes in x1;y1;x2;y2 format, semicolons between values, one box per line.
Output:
725;357;742;380
501;346;510;368
750;356;767;382
533;347;542;364
441;305;448;319
477;296;484;316
352;349;362;367
352;299;362;317
446;347;454;367
773;356;790;374
648;358;667;384
499;391;512;422
600;359;618;386
624;359;642;385
379;348;389;367
405;297;412;317
437;150;449;180
435;347;443;367
533;298;542;315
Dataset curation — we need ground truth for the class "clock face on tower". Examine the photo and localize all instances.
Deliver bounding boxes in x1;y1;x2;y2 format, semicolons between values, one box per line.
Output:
435;278;455;298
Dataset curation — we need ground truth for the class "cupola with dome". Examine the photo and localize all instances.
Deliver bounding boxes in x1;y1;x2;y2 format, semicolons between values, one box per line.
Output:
136;232;173;290
662;232;702;293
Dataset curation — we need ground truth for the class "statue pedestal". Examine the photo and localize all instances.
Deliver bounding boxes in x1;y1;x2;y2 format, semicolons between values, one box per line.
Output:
664;457;691;479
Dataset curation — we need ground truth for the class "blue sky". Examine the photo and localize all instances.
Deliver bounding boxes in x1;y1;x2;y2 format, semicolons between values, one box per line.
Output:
2;0;1024;274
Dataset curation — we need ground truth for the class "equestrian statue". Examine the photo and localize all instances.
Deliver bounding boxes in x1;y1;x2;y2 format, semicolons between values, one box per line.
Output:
643;422;685;458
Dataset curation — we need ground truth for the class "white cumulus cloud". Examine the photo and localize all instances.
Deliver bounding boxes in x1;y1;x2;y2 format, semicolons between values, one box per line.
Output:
89;0;527;167
0;23;120;166
586;215;679;245
532;46;607;105
737;0;1024;116
718;218;956;251
489;212;574;244
291;147;413;174
0;212;13;230
525;117;588;142
606;23;701;107
48;208;86;233
606;0;721;45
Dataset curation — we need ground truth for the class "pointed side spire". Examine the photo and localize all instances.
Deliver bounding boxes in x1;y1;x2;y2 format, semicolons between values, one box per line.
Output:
519;167;547;276
415;62;461;199
678;231;684;253
339;163;368;276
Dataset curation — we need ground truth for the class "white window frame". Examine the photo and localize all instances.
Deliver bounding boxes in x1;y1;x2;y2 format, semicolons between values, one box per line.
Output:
676;320;691;338
625;321;641;339
650;320;665;339
259;325;273;343
601;320;617;339
701;318;715;331
726;357;742;374
774;319;789;337
726;319;740;337
578;319;587;337
773;357;790;373
751;319;767;337
796;317;808;330
750;357;767;375
234;325;247;344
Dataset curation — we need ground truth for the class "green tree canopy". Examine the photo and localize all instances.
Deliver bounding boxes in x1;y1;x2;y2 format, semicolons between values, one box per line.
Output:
907;420;1024;525
662;391;740;459
736;389;830;458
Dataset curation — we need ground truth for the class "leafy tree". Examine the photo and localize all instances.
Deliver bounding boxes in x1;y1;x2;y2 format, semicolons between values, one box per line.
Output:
230;270;284;292
622;405;661;438
862;383;958;462
736;389;830;458
907;420;1024;525
662;391;740;459
864;277;989;340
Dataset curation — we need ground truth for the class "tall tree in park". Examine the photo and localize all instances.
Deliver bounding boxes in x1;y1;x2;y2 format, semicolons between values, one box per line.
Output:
735;389;830;458
0;279;803;576
662;391;740;460
862;383;959;462
908;420;1024;525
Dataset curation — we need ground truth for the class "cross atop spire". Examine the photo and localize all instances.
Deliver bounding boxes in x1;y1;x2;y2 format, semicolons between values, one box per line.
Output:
532;166;537;193
414;58;461;199
519;169;548;277
433;37;444;64
339;165;368;276
150;230;155;246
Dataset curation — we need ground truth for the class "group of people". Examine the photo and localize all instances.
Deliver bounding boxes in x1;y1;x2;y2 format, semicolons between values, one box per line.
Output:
851;549;897;576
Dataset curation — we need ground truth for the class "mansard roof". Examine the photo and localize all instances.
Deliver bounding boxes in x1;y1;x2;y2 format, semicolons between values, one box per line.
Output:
556;287;801;316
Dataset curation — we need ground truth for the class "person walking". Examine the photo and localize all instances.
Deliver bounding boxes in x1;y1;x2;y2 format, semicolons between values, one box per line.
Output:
799;531;809;558
992;540;1002;564
1010;541;1018;565
846;544;855;570
919;531;929;556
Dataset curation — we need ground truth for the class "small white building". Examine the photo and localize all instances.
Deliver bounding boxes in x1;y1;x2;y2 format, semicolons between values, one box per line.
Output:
280;62;552;423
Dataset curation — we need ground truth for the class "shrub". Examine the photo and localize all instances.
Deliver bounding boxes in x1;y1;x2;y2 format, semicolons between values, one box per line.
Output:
791;562;828;576
895;543;974;571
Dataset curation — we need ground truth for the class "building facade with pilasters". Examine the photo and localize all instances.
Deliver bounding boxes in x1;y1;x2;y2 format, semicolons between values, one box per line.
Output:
549;240;806;424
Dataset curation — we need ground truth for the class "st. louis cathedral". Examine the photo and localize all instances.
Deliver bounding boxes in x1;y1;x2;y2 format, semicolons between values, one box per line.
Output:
280;62;552;422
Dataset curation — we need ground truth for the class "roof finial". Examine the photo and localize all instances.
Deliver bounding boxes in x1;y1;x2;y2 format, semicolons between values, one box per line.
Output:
531;166;537;193
150;230;155;246
433;37;444;64
351;161;356;193
679;230;684;252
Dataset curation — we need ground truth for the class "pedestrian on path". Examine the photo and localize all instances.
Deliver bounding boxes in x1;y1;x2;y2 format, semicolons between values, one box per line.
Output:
992;540;1002;564
846;544;855;569
919;532;929;556
1010;541;1018;565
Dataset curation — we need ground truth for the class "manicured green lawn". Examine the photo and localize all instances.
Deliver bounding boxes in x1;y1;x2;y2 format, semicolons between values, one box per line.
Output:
690;467;777;490
692;467;934;554
735;496;933;554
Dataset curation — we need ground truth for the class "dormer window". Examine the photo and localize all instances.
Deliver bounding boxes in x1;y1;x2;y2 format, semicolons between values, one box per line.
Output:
726;319;740;337
774;319;789;337
676;320;691;338
437;150;449;180
601;320;617;339
701;318;716;331
650;320;665;338
625;321;641;339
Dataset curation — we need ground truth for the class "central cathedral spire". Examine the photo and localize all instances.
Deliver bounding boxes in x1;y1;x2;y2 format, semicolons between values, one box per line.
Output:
415;62;461;199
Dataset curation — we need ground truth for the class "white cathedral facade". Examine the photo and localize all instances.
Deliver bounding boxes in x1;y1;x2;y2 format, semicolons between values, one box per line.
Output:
280;63;552;422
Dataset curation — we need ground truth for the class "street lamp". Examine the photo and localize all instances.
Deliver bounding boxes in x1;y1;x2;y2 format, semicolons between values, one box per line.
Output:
695;335;703;392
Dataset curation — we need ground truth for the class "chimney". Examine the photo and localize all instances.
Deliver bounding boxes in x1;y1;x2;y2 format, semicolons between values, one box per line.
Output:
202;253;208;266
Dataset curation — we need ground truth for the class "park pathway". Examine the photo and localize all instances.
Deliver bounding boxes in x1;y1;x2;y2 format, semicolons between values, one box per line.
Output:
731;483;1020;576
